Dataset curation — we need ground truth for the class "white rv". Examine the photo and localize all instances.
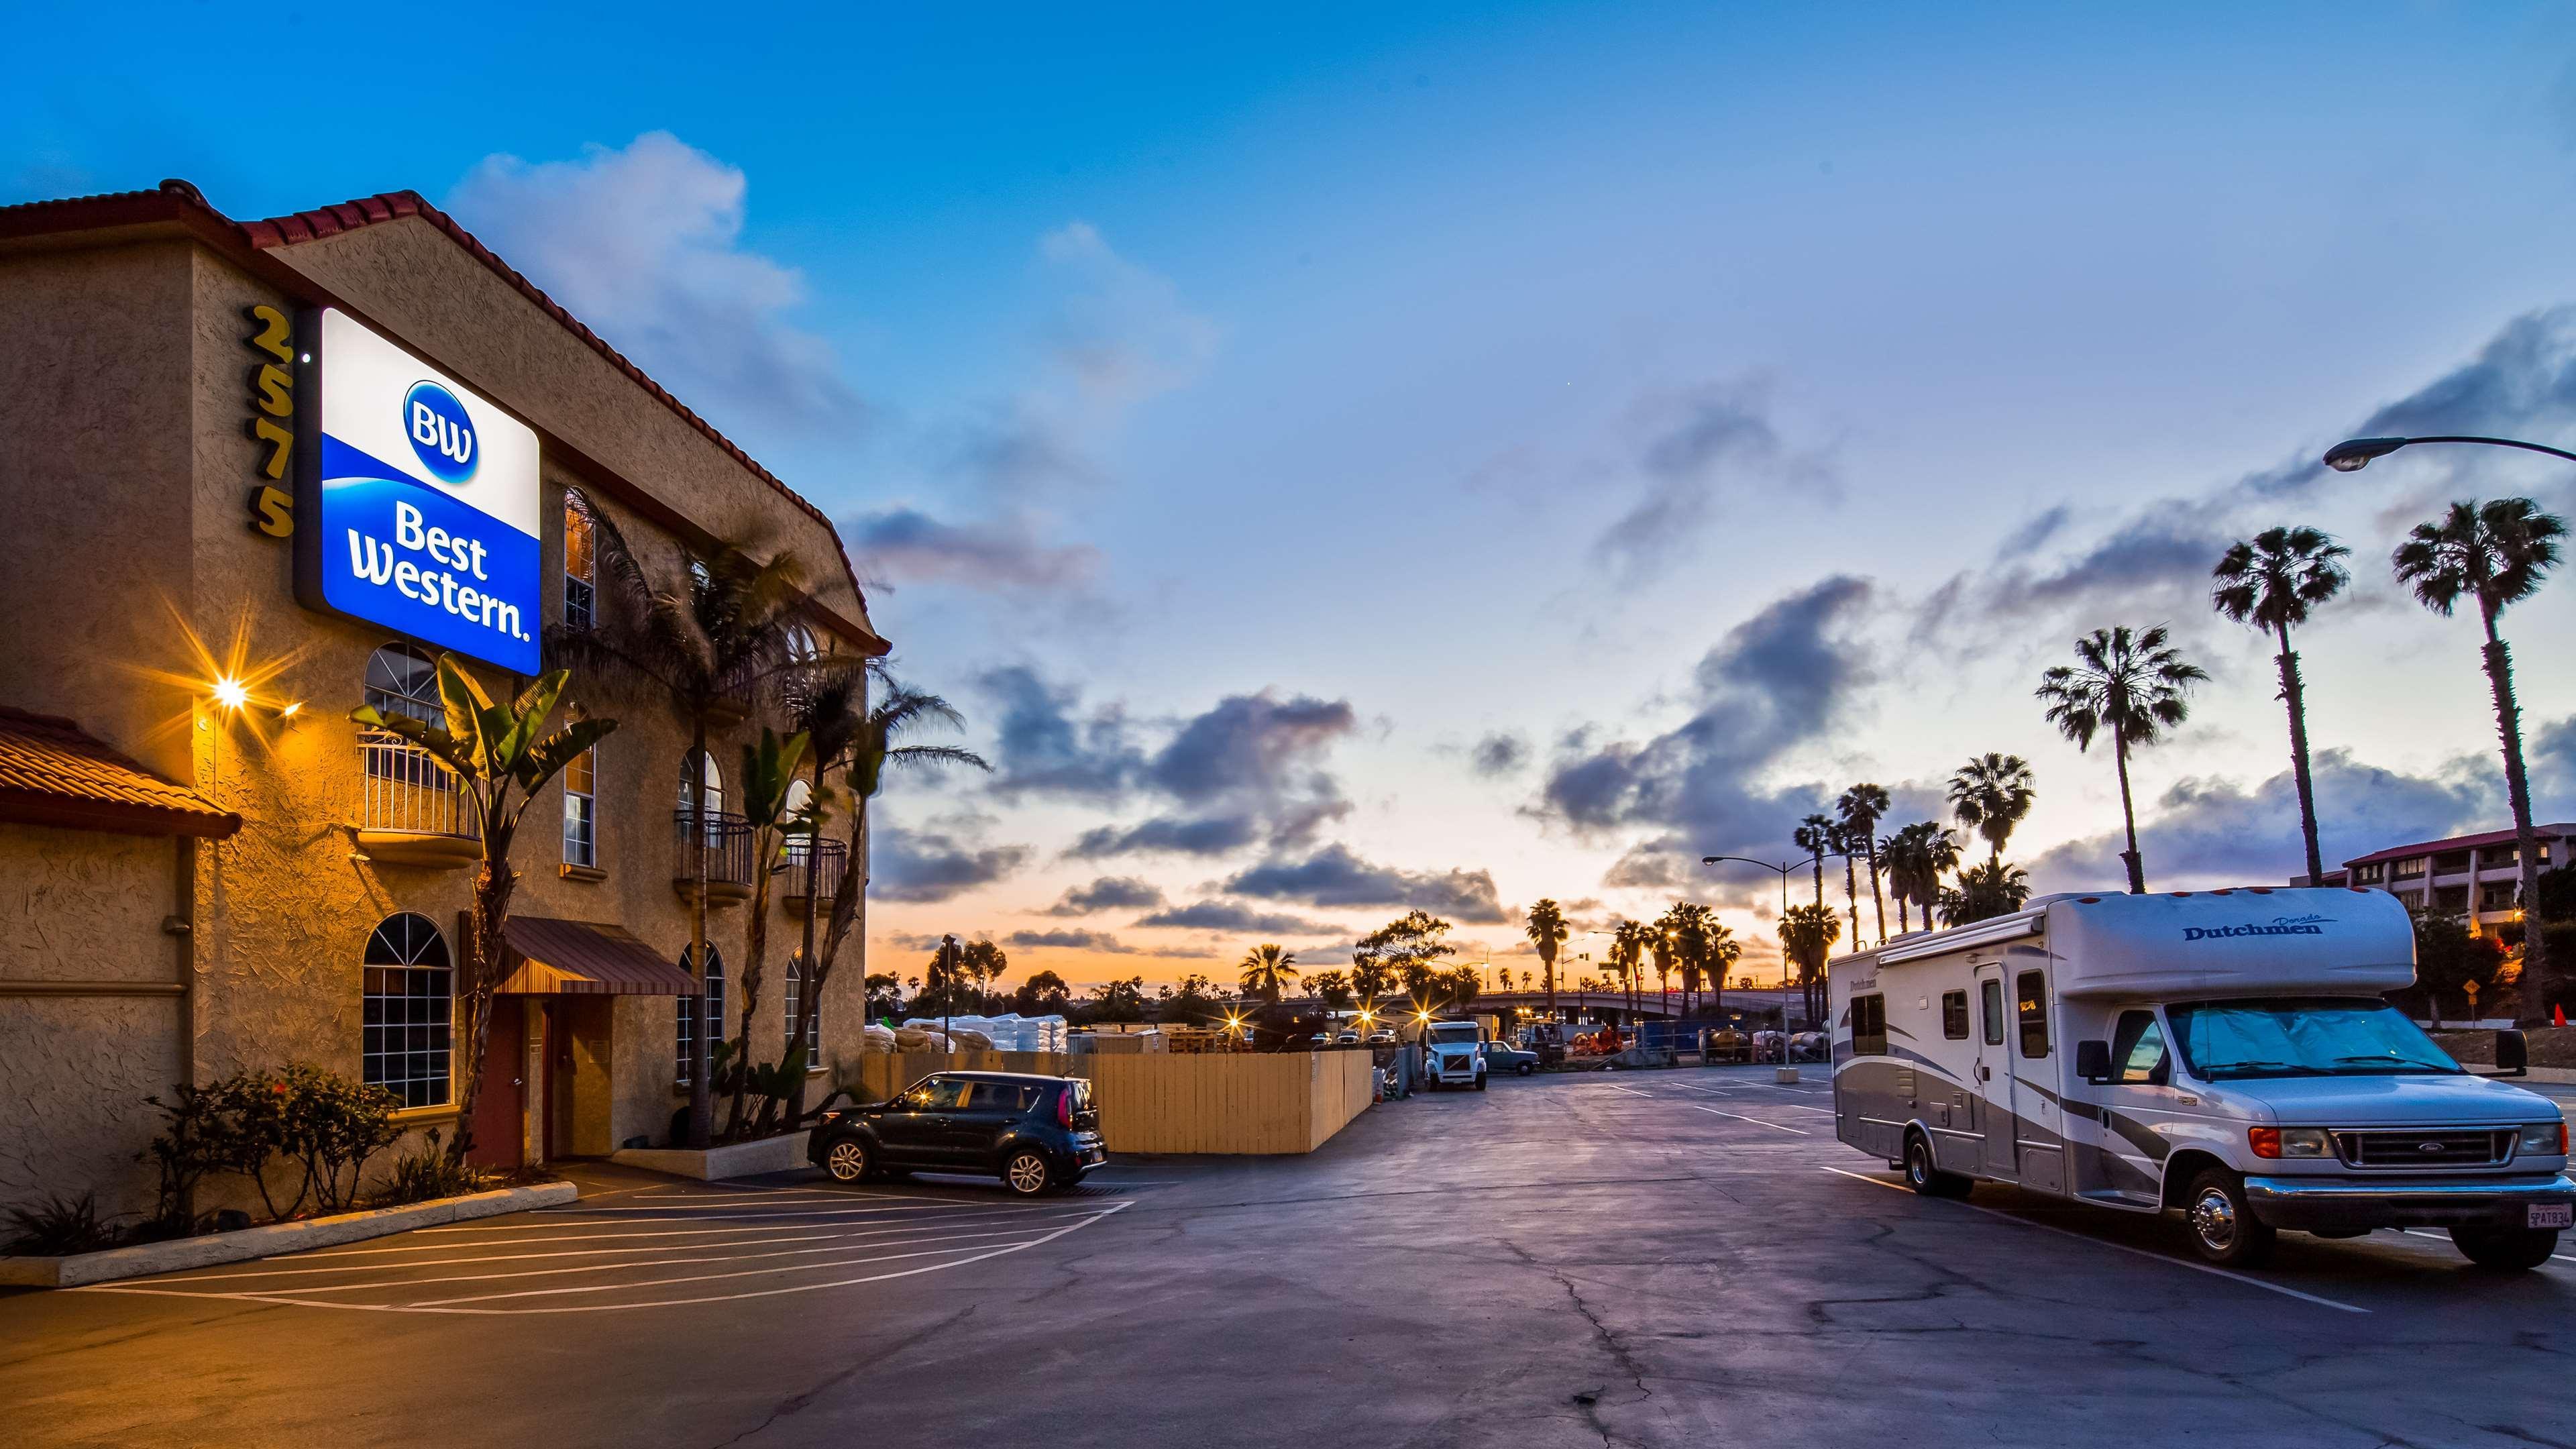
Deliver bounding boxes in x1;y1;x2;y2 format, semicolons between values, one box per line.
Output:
1829;885;2575;1269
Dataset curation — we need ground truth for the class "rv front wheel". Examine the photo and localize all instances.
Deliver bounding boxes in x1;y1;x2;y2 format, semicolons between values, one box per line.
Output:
2450;1225;2559;1271
2184;1167;2275;1267
1904;1133;1971;1199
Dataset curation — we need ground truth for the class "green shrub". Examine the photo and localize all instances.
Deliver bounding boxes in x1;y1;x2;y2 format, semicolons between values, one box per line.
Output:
140;1065;404;1226
3;1192;116;1256
376;1131;493;1207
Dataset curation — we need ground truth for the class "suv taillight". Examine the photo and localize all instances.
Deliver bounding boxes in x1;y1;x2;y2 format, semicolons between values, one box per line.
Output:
1059;1087;1075;1128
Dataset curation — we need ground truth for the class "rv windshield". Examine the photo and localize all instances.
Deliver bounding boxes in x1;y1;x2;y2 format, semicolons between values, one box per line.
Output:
2165;998;2464;1081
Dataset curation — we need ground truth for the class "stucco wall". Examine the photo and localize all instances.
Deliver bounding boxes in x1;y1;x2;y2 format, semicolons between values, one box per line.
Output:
0;214;877;1218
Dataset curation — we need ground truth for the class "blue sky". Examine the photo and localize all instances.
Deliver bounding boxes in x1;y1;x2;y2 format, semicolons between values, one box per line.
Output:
20;3;2576;986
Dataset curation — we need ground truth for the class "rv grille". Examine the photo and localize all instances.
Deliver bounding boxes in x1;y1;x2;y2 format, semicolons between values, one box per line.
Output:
2330;1128;2512;1169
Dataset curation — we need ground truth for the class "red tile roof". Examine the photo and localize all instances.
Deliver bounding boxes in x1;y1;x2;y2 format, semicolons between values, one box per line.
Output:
0;705;239;838
0;179;884;656
2344;824;2575;869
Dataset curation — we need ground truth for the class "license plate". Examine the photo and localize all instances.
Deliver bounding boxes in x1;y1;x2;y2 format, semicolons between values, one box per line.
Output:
2529;1203;2573;1230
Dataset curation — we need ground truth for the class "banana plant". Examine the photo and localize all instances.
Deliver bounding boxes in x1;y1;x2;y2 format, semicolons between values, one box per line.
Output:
351;657;616;1163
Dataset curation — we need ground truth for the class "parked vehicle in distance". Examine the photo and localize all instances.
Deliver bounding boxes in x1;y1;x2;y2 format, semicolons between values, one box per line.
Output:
1701;1026;1753;1063
1485;1036;1541;1075
810;1071;1106;1197
1831;888;2575;1270
1334;1031;1360;1044
1420;1019;1488;1091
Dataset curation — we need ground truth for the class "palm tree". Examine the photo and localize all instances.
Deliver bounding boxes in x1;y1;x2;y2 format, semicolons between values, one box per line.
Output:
2037;626;2208;894
2394;497;2569;1024
1611;920;1656;1016
765;663;987;1133
723;727;810;1139
1650;904;1682;1008
1882;822;1963;934
350;659;616;1163
1239;944;1300;1004
1779;903;1840;1028
1940;861;2033;926
549;498;829;1148
1792;812;1835;907
2213;526;2351;888
1838;784;1892;945
1947;753;2035;871
1832;820;1864;949
1525;899;1568;1017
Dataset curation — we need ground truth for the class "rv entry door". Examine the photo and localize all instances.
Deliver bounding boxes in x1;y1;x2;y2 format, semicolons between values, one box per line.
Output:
1973;966;2019;1181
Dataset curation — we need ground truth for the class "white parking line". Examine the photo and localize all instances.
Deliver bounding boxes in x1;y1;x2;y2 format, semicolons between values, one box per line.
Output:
1670;1085;1836;1115
83;1203;1135;1315
1818;1166;2368;1314
1684;1104;1811;1134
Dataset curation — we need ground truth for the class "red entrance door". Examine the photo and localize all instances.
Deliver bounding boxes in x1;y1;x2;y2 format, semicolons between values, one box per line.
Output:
466;1000;525;1169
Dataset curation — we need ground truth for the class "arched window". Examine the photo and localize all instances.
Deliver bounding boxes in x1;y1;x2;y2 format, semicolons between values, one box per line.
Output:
364;643;441;724
784;953;822;1071
678;749;724;817
677;944;727;1085
562;490;596;631
561;744;598;869
363;913;452;1109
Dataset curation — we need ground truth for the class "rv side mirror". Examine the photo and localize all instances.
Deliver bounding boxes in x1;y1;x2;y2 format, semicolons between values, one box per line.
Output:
2074;1040;2111;1083
2495;1028;2530;1077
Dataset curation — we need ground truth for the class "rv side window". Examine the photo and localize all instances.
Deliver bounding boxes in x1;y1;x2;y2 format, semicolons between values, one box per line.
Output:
1941;990;1968;1040
1852;994;1886;1055
1980;979;2004;1045
2110;1010;2167;1084
2016;970;2049;1059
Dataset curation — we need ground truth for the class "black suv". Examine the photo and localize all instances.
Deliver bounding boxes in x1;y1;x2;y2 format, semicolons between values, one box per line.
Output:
810;1071;1106;1197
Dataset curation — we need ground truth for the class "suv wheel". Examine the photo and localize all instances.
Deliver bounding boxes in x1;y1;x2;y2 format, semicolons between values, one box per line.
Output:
2183;1166;2275;1267
1515;1062;1534;1076
2451;1225;2561;1271
822;1136;872;1183
1003;1149;1055;1197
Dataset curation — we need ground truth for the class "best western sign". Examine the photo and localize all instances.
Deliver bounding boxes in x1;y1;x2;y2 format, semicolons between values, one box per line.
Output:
298;309;541;674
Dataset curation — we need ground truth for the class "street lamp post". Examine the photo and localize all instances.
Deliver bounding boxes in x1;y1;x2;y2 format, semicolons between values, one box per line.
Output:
2323;431;2571;1024
1702;856;1799;1071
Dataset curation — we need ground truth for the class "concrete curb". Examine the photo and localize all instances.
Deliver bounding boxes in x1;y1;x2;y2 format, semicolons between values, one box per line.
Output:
610;1130;811;1181
0;1181;579;1289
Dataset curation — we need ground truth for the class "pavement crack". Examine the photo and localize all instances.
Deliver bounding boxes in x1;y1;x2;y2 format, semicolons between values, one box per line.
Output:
1500;1240;1651;1446
708;1304;976;1449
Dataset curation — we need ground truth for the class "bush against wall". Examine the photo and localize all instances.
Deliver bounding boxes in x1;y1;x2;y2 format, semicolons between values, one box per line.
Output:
140;1066;404;1228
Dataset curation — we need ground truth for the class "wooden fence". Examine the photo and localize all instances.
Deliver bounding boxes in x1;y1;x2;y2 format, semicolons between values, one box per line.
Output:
841;1048;1375;1155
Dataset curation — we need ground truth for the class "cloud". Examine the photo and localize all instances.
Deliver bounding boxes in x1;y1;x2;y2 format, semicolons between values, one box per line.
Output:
1134;901;1346;934
1067;690;1358;858
1593;378;1832;585
1468;732;1530;778
1222;843;1507;923
979;667;1146;802
1036;221;1221;419
845;508;1102;594
2023;746;2504;892
1007;928;1140;953
1038;875;1168;916
1538;576;1877;890
870;824;1032;903
445;132;865;439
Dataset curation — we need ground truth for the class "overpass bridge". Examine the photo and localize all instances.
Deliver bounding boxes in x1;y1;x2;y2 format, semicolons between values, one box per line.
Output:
1466;987;1808;1024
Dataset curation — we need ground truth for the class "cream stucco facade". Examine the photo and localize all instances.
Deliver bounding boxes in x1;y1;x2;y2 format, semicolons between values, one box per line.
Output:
0;184;886;1222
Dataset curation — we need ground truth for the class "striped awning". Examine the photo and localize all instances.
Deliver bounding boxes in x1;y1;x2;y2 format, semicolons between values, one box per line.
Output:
496;918;696;996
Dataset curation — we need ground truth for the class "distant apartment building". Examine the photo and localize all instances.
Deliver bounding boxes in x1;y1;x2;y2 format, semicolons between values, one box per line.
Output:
2299;824;2573;930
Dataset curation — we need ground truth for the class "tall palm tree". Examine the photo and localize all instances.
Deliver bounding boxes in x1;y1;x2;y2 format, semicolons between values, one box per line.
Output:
1910;823;1963;929
1611;920;1656;1016
1947;753;2035;871
549;497;827;1148
2037;625;2208;895
1939;861;2033;926
2213;526;2351;888
1650;904;1682;1008
765;664;988;1133
1525;899;1568;1018
1779;903;1841;1028
2394;497;2569;1024
1831;820;1864;949
723;727;810;1139
1837;783;1892;945
1792;812;1835;908
1239;944;1300;1004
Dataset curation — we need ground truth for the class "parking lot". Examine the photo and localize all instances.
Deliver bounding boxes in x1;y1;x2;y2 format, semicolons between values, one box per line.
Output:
7;1065;2576;1447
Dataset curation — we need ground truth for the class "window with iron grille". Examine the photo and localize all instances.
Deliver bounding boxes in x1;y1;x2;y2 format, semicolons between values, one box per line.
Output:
562;492;595;631
363;912;452;1109
561;746;597;868
676;944;726;1086
784;953;822;1071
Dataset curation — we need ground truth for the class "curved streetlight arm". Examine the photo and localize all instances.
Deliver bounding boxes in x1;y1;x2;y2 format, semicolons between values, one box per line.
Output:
2324;434;2576;473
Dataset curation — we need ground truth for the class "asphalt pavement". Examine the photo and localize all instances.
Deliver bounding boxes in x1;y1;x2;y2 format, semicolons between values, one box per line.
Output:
5;1065;2575;1448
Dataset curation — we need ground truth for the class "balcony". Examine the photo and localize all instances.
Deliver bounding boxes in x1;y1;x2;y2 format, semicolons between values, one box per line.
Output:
356;733;481;869
672;809;753;908
778;837;848;918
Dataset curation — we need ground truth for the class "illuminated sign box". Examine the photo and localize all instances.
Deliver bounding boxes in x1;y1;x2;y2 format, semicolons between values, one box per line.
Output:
297;309;542;675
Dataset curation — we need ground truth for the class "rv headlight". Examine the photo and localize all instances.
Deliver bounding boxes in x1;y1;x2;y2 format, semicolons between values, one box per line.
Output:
2249;1126;2330;1159
2518;1122;2569;1156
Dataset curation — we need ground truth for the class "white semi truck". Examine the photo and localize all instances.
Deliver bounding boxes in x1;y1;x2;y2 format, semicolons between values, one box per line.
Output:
1829;885;2575;1269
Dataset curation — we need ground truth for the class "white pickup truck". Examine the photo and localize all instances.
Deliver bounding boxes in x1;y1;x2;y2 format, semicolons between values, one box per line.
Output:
1420;1020;1488;1091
